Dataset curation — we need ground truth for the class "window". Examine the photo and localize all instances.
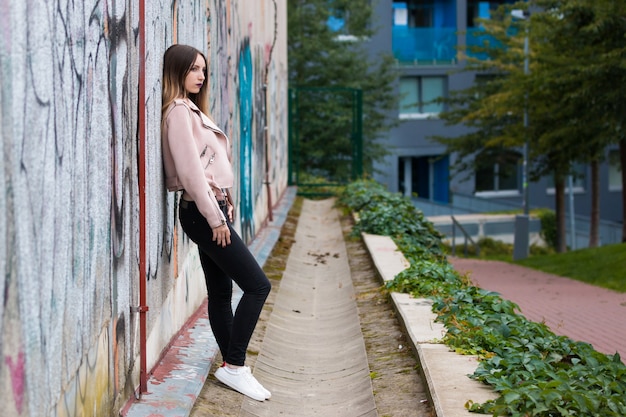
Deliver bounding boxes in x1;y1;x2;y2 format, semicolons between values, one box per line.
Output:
327;14;345;32
608;150;622;191
327;8;365;41
475;151;520;195
399;76;445;118
467;0;512;28
392;0;456;63
394;0;435;28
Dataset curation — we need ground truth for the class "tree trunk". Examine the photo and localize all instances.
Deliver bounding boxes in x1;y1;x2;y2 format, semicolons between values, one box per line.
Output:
621;140;626;243
588;160;600;248
555;176;567;253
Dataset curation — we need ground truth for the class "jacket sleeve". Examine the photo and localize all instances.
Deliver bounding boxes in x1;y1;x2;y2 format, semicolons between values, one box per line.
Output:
165;104;226;228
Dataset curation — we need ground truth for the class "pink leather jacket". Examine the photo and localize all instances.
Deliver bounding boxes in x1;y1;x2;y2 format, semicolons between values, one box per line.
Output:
162;98;234;228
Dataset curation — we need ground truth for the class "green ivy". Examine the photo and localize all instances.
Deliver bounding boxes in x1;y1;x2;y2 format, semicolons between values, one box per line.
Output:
338;180;446;259
338;180;626;417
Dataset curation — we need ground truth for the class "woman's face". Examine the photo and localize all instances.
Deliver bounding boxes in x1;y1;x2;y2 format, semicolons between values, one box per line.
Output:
184;53;206;95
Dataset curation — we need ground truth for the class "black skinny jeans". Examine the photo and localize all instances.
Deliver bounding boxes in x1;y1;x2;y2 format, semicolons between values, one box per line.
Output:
178;197;271;366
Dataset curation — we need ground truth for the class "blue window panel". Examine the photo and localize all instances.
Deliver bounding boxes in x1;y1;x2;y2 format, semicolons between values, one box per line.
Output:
327;16;345;32
393;27;457;62
392;0;457;63
479;1;491;19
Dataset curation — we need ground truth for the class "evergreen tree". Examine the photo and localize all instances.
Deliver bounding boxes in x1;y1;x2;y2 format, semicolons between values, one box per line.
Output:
288;0;399;181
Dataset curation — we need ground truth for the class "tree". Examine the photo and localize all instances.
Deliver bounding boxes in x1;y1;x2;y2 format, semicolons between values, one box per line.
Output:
432;3;575;251
432;0;626;251
288;0;400;181
576;0;626;244
529;0;606;251
533;0;626;246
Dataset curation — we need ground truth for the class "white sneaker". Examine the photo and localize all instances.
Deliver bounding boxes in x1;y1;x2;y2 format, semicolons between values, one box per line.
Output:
215;366;266;401
241;366;272;399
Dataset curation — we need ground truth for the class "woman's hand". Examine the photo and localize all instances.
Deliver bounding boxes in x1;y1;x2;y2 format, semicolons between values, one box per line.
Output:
227;203;235;223
212;224;231;247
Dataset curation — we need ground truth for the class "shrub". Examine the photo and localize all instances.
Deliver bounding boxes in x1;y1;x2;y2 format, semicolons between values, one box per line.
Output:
537;209;558;250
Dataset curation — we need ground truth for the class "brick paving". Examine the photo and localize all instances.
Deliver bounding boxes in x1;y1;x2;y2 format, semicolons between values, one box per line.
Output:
448;257;626;359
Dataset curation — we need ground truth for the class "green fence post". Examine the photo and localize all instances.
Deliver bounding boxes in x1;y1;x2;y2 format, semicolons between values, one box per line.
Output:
352;88;363;180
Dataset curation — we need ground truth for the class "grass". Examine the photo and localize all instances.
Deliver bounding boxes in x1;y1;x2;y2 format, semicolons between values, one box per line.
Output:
515;242;626;293
446;238;626;293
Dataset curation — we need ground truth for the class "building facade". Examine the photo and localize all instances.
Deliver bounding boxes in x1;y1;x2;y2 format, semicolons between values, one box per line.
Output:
369;0;623;224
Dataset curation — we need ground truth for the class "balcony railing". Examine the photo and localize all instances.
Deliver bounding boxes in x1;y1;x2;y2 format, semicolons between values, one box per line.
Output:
392;26;457;65
466;27;500;60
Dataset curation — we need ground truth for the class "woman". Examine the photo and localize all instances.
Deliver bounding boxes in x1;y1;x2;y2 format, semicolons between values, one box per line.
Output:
161;44;271;402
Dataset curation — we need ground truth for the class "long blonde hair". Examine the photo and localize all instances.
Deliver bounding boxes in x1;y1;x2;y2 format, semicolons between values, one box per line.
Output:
161;44;209;121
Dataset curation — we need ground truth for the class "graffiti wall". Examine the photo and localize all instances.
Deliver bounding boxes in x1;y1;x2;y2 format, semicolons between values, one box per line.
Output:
0;0;288;415
208;0;289;243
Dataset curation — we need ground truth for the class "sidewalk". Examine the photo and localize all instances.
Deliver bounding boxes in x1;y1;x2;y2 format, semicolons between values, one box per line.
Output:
448;257;626;359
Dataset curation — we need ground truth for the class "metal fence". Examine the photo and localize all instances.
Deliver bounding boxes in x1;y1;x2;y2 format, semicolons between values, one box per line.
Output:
413;193;622;249
288;87;363;197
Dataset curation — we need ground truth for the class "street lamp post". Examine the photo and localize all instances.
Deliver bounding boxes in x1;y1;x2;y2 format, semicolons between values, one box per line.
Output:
512;9;530;260
518;10;530;216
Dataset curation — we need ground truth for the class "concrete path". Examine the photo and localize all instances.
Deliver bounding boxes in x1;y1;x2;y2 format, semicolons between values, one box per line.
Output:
241;199;377;417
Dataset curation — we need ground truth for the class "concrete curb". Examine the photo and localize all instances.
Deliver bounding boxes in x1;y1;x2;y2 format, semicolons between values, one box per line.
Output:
361;233;498;417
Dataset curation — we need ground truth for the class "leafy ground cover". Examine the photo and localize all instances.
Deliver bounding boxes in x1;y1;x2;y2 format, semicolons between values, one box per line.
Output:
337;179;626;417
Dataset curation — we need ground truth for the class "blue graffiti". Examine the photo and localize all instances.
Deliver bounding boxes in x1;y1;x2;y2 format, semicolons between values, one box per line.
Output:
238;41;254;243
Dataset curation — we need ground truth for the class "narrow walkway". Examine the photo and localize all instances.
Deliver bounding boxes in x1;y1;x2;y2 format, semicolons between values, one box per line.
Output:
240;199;377;417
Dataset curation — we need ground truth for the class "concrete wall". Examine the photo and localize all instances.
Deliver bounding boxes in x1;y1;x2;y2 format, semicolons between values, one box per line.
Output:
0;1;288;416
